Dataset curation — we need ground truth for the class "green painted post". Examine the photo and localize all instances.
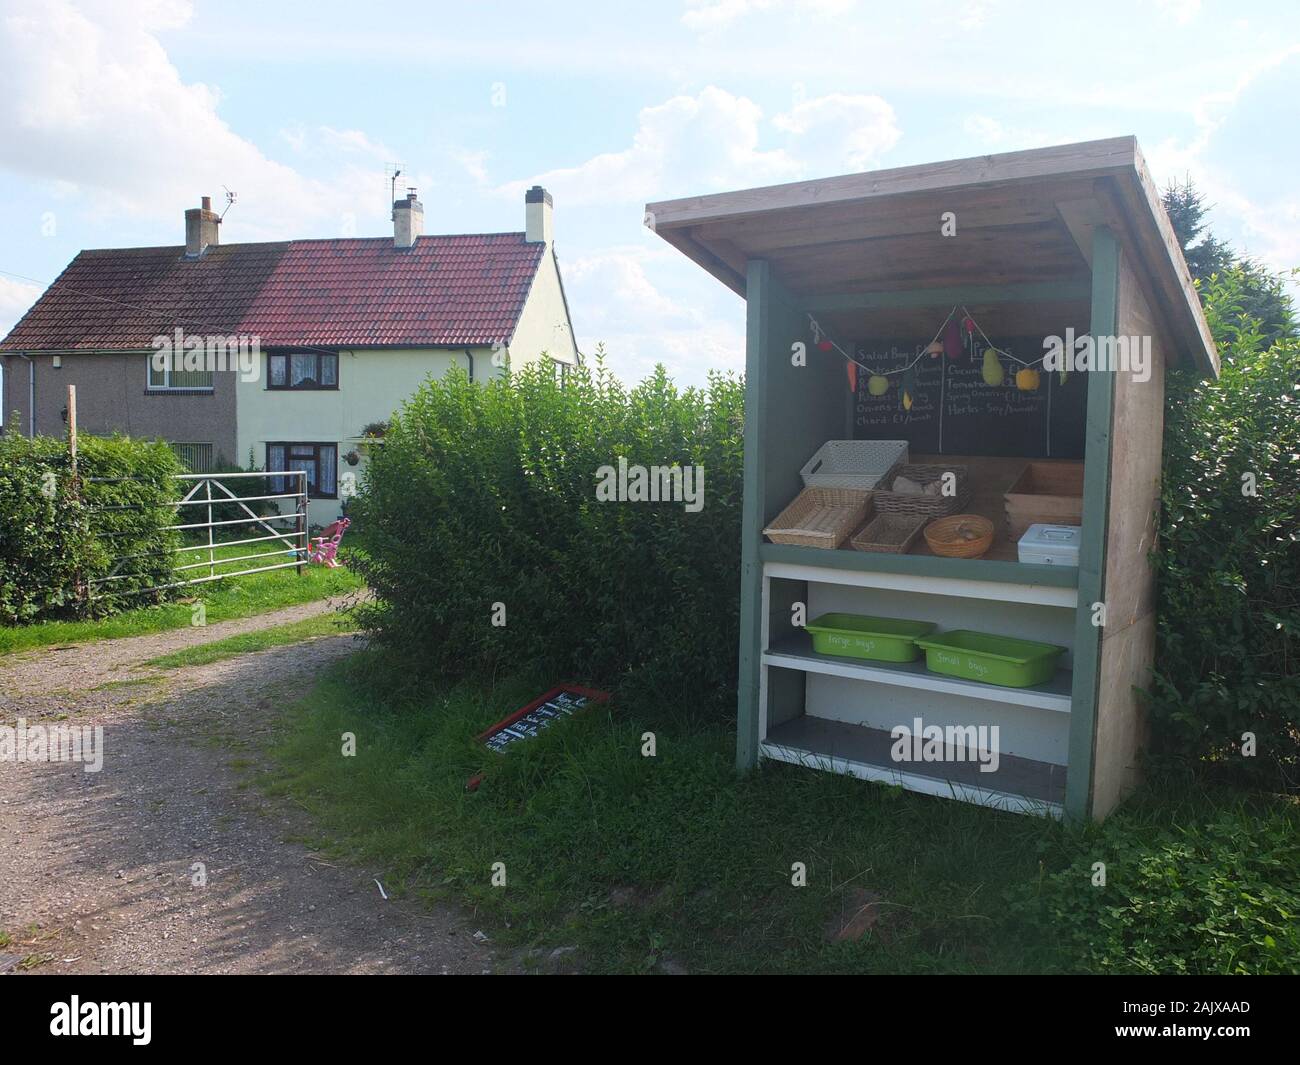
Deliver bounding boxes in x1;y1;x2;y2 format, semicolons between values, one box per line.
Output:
736;260;771;770
1064;226;1119;821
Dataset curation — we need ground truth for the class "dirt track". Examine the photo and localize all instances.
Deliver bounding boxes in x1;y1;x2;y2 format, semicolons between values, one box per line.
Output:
0;601;505;975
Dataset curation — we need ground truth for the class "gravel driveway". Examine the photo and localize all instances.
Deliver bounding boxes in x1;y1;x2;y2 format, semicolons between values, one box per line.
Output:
0;600;505;975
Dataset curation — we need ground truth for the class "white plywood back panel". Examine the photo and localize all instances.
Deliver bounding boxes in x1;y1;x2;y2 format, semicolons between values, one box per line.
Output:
805;581;1077;668
804;672;1070;766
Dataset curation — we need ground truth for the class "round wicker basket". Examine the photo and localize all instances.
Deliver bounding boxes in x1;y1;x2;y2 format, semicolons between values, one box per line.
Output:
924;514;994;559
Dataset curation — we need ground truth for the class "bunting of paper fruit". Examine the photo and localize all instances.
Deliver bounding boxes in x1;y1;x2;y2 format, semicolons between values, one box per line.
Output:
943;317;963;360
926;340;944;359
846;360;857;393
900;363;917;411
1016;367;1041;391
980;348;1005;386
867;374;889;396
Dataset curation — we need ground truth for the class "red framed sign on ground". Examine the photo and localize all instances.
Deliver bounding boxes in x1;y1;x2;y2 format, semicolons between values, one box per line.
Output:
467;685;611;789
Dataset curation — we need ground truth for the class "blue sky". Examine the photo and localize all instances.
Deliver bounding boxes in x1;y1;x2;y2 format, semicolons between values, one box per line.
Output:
1;0;1297;387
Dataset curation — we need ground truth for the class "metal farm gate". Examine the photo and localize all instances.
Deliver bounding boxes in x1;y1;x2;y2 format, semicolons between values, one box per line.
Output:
85;470;310;603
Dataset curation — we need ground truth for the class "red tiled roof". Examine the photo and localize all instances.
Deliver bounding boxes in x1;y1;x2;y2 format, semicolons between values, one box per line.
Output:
0;234;546;352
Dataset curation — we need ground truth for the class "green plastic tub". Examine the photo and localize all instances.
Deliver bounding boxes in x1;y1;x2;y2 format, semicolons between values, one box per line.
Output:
804;613;936;663
914;630;1066;688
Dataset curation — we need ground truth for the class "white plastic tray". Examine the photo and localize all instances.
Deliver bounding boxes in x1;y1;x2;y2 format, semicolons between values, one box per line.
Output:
799;440;908;490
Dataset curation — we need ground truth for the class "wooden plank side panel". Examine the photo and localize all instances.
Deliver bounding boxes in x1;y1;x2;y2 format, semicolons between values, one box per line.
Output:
1089;255;1168;817
1092;615;1156;818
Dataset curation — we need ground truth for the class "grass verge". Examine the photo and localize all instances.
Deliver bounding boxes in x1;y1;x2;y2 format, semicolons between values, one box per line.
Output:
143;612;360;670
0;542;363;656
264;651;1300;974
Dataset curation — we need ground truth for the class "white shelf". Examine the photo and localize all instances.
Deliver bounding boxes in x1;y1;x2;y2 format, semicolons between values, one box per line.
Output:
763;558;1078;609
762;716;1065;818
763;632;1073;713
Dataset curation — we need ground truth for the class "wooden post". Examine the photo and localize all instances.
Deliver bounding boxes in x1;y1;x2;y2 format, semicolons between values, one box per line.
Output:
1064;226;1120;821
66;384;78;479
67;383;87;609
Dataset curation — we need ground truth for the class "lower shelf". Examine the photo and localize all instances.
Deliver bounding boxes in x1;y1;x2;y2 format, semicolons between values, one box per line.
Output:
765;631;1073;712
762;715;1066;817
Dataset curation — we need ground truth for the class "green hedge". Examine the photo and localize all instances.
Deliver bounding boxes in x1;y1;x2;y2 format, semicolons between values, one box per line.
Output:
0;431;182;624
1147;269;1300;789
1018;792;1300;974
349;358;744;714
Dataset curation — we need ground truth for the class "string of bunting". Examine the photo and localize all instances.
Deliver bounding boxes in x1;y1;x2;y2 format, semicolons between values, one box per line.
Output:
807;306;1067;406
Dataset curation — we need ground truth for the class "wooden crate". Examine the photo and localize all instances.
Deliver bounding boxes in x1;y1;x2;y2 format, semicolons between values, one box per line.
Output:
1004;461;1084;539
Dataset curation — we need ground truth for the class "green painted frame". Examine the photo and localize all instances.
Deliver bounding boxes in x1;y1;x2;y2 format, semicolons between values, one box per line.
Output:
736;260;776;770
1063;226;1120;820
737;246;1121;818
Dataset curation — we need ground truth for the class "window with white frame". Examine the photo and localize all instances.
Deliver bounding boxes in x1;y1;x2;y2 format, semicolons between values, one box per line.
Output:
146;356;213;391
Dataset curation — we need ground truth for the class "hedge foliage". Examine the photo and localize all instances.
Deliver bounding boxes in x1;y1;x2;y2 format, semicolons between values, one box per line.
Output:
1020;794;1300;974
0;431;181;624
1148;269;1300;790
349;358;744;713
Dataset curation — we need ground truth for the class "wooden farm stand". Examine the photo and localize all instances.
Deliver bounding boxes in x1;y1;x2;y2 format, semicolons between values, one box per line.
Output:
648;137;1218;819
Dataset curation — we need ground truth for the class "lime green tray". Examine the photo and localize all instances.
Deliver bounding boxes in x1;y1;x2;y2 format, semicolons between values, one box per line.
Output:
914;630;1066;688
804;613;937;663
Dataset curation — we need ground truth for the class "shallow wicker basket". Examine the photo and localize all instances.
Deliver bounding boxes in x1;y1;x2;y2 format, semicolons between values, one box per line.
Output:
872;464;970;518
850;511;928;554
924;514;994;559
763;487;871;549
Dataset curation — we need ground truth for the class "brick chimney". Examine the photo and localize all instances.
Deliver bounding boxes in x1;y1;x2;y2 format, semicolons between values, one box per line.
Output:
184;195;220;257
525;185;552;244
393;190;423;249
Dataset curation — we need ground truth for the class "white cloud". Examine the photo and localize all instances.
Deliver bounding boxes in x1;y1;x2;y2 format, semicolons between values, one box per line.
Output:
681;0;854;32
773;93;900;171
0;0;396;241
565;247;744;385
0;274;44;340
1154;0;1202;26
500;87;803;206
504;86;901;206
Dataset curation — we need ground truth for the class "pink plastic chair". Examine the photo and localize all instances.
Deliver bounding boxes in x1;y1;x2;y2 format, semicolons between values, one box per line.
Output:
308;518;351;568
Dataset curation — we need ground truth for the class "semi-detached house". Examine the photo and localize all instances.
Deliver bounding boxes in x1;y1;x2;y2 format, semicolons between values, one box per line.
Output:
0;187;579;524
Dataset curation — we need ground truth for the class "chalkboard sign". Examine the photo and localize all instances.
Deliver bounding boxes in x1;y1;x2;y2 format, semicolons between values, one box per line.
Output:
476;685;610;754
852;338;1085;459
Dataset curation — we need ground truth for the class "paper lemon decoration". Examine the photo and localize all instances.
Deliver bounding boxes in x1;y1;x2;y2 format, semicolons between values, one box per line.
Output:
1016;367;1041;392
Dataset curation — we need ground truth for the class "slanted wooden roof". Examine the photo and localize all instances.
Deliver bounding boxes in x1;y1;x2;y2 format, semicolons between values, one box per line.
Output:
646;137;1218;376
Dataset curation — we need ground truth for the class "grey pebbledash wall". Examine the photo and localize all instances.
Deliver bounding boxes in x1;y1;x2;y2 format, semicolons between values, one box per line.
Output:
0;352;238;464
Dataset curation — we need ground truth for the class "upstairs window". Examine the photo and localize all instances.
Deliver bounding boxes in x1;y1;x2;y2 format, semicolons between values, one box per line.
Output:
268;351;338;390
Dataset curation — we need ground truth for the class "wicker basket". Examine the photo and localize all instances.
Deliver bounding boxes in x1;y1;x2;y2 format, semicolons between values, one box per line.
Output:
924;514;994;559
872;464;969;518
799;440;908;491
850;511;928;554
763;487;871;549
